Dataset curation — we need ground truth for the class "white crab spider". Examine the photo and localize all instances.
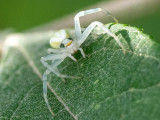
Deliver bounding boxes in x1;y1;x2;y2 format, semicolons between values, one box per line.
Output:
40;8;125;116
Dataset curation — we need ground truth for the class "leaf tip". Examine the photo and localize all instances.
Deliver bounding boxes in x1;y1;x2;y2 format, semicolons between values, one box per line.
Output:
135;27;144;32
122;24;129;26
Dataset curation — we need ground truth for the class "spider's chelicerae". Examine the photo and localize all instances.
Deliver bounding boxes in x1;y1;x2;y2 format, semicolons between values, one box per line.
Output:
40;8;125;116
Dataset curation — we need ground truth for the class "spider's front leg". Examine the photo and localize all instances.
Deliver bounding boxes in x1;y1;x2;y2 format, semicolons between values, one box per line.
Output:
74;8;125;54
78;21;125;53
74;8;102;39
74;7;118;40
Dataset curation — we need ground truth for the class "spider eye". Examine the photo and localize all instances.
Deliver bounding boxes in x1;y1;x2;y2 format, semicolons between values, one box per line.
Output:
65;40;72;47
68;38;72;40
62;38;73;47
60;43;65;48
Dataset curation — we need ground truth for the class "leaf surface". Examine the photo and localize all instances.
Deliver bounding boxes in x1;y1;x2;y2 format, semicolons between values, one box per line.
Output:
0;24;160;120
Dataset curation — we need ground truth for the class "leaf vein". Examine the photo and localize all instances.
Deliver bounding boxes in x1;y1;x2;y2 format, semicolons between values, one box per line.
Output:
9;85;39;120
78;82;160;116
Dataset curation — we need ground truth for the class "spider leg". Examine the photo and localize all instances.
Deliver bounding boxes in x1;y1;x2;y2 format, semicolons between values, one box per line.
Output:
41;54;67;78
48;48;67;54
41;54;81;79
52;57;81;79
74;8;102;39
43;70;55;116
78;21;125;53
42;59;70;116
50;59;66;82
42;59;80;116
74;8;118;40
68;54;77;62
78;48;85;58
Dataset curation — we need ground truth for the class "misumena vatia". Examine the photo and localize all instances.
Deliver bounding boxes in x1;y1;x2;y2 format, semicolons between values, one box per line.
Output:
40;8;125;116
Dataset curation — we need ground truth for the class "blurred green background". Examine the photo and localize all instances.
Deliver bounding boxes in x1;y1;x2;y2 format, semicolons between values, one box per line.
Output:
129;10;160;43
0;0;104;31
0;0;160;42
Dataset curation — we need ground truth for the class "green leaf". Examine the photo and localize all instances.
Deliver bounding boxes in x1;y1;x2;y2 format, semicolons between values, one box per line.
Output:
0;23;160;120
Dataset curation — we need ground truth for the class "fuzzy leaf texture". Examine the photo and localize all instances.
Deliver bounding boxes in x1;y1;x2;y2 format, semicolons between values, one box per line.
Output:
0;24;160;120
